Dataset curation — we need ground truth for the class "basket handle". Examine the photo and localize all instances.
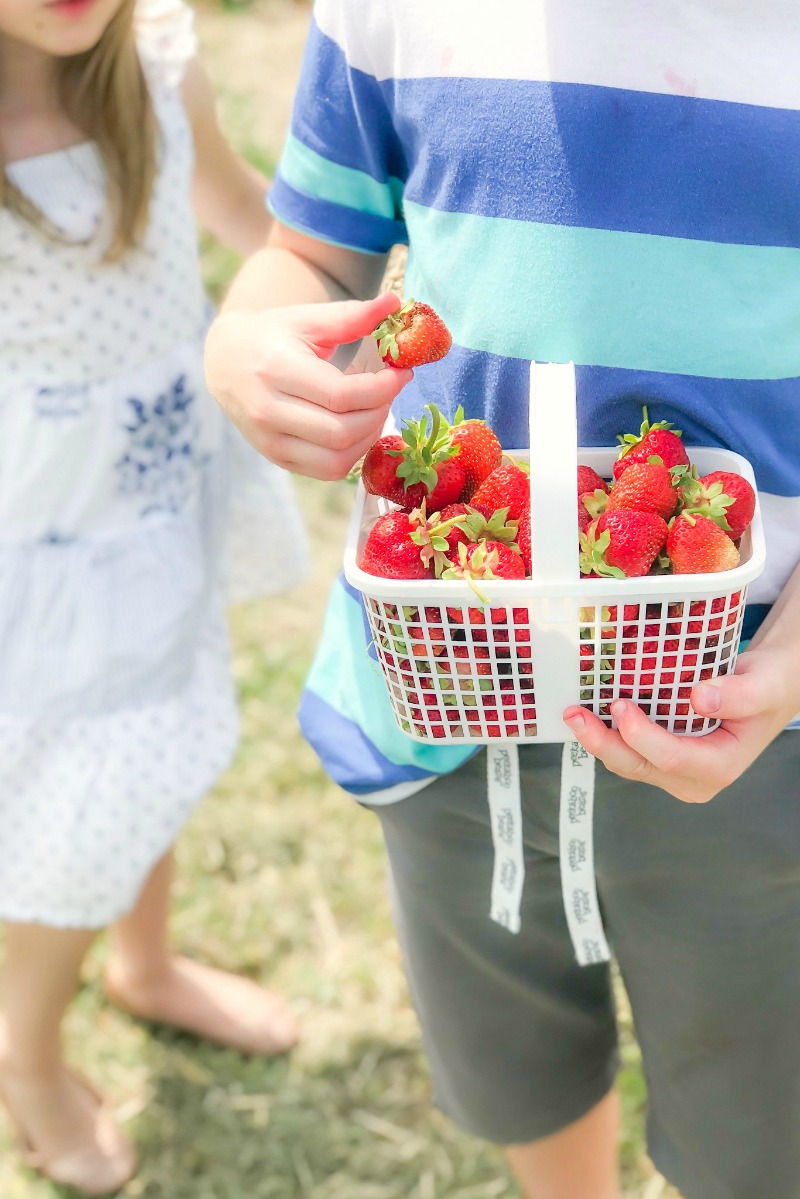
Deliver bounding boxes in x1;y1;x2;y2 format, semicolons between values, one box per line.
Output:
526;362;582;741
528;362;580;584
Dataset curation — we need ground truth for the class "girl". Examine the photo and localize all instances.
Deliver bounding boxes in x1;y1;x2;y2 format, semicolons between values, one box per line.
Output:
0;0;307;1191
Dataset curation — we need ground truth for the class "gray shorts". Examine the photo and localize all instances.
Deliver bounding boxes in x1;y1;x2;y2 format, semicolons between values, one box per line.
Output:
375;732;800;1199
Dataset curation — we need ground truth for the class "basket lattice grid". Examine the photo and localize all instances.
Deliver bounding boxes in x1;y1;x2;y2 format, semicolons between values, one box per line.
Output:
367;588;748;743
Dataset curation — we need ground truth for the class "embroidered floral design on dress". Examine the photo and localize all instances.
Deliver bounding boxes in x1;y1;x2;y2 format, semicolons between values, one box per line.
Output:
116;374;200;515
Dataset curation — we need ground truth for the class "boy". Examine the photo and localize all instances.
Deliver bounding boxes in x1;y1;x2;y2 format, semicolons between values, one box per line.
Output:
205;4;800;1196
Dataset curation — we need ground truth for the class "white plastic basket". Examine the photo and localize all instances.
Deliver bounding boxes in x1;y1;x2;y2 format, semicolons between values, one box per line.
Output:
344;363;766;745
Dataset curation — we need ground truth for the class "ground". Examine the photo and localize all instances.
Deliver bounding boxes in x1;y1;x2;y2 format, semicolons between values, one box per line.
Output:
0;2;681;1195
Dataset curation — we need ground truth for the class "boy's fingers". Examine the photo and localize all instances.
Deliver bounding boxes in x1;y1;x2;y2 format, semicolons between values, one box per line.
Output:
289;292;404;350
271;428;383;481
691;671;770;721
263;392;391;451
273;352;412;414
563;705;654;781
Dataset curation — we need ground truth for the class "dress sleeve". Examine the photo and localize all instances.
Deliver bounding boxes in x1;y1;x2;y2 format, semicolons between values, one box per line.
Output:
134;0;198;90
269;0;408;255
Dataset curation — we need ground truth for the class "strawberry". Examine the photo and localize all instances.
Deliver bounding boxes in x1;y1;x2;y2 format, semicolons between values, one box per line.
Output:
359;510;434;579
361;404;465;510
577;465;608;496
681;470;756;540
471;459;530;522
606;460;678;520
360;435;407;504
578;496;597;534
442;540;525;624
443;540;526;584
439;503;520;552
372;298;452;369
359;506;469;579
613;407;690;480
516;507;531;573
449;407;503;499
580;511;669;578
666;513;741;574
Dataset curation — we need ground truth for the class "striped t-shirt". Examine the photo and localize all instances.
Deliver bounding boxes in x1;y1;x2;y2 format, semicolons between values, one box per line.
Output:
271;0;800;800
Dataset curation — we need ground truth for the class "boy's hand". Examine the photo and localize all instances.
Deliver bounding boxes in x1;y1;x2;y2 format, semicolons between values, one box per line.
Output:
204;292;413;480
562;644;800;804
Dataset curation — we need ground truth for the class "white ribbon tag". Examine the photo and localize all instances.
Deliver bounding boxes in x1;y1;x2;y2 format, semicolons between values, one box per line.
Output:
487;744;525;934
559;742;610;966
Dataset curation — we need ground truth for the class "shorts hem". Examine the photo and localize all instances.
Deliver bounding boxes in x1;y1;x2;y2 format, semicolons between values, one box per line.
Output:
434;1053;620;1147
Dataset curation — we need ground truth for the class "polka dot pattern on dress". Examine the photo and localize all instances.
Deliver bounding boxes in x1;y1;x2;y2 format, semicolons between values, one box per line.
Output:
0;0;242;929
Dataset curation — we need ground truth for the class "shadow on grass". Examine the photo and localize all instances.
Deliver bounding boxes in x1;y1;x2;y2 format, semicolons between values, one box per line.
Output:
131;1032;520;1199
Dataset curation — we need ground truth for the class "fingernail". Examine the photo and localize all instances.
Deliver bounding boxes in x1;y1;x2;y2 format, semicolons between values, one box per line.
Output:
610;700;627;720
696;683;721;713
564;710;585;732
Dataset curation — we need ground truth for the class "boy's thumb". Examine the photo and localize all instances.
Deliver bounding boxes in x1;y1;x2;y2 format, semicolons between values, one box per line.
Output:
292;292;404;351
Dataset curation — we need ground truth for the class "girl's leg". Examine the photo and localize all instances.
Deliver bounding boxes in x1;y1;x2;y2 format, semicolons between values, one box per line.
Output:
105;850;298;1055
0;921;136;1195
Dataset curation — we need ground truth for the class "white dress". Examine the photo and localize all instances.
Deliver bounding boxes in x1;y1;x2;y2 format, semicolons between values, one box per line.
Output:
0;0;307;927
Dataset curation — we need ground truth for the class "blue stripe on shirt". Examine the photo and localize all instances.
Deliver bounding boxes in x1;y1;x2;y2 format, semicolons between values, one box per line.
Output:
268;175;406;254
292;25;800;249
393;348;800;497
298;688;438;794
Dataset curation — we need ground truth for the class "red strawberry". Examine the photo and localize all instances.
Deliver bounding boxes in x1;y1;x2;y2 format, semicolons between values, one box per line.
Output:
578;495;595;534
439;503;520;554
443;540;526;583
613;408;690;480
359;511;434;579
577;465;608;496
443;540;525;624
449;408;503;499
681;470;756;540
471;459;530;522
437;503;472;553
666;513;741;574
579;511;669;578
607;461;678;520
372;298;452;369
516;507;531;574
361;404;465;510
360;507;469;578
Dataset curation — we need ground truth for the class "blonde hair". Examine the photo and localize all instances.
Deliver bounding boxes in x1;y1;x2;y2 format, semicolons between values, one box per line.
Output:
1;0;158;261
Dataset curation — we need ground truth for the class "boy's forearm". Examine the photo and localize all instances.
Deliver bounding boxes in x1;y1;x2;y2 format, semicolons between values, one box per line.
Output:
748;559;800;667
221;245;353;313
220;222;390;314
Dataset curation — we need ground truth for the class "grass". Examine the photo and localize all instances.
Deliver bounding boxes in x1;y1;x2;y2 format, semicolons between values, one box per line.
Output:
0;3;679;1195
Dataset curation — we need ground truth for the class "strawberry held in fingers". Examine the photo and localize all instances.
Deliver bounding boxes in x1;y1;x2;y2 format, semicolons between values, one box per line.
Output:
613;407;690;479
372;298;452;369
580;510;669;578
666;512;741;574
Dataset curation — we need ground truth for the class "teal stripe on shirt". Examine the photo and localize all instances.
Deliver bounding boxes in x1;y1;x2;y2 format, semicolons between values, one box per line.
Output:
280;131;404;221
404;201;800;380
305;581;473;775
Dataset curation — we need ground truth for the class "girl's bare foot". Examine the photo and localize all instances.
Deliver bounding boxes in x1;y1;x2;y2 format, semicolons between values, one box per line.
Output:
104;955;299;1056
0;1059;136;1195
